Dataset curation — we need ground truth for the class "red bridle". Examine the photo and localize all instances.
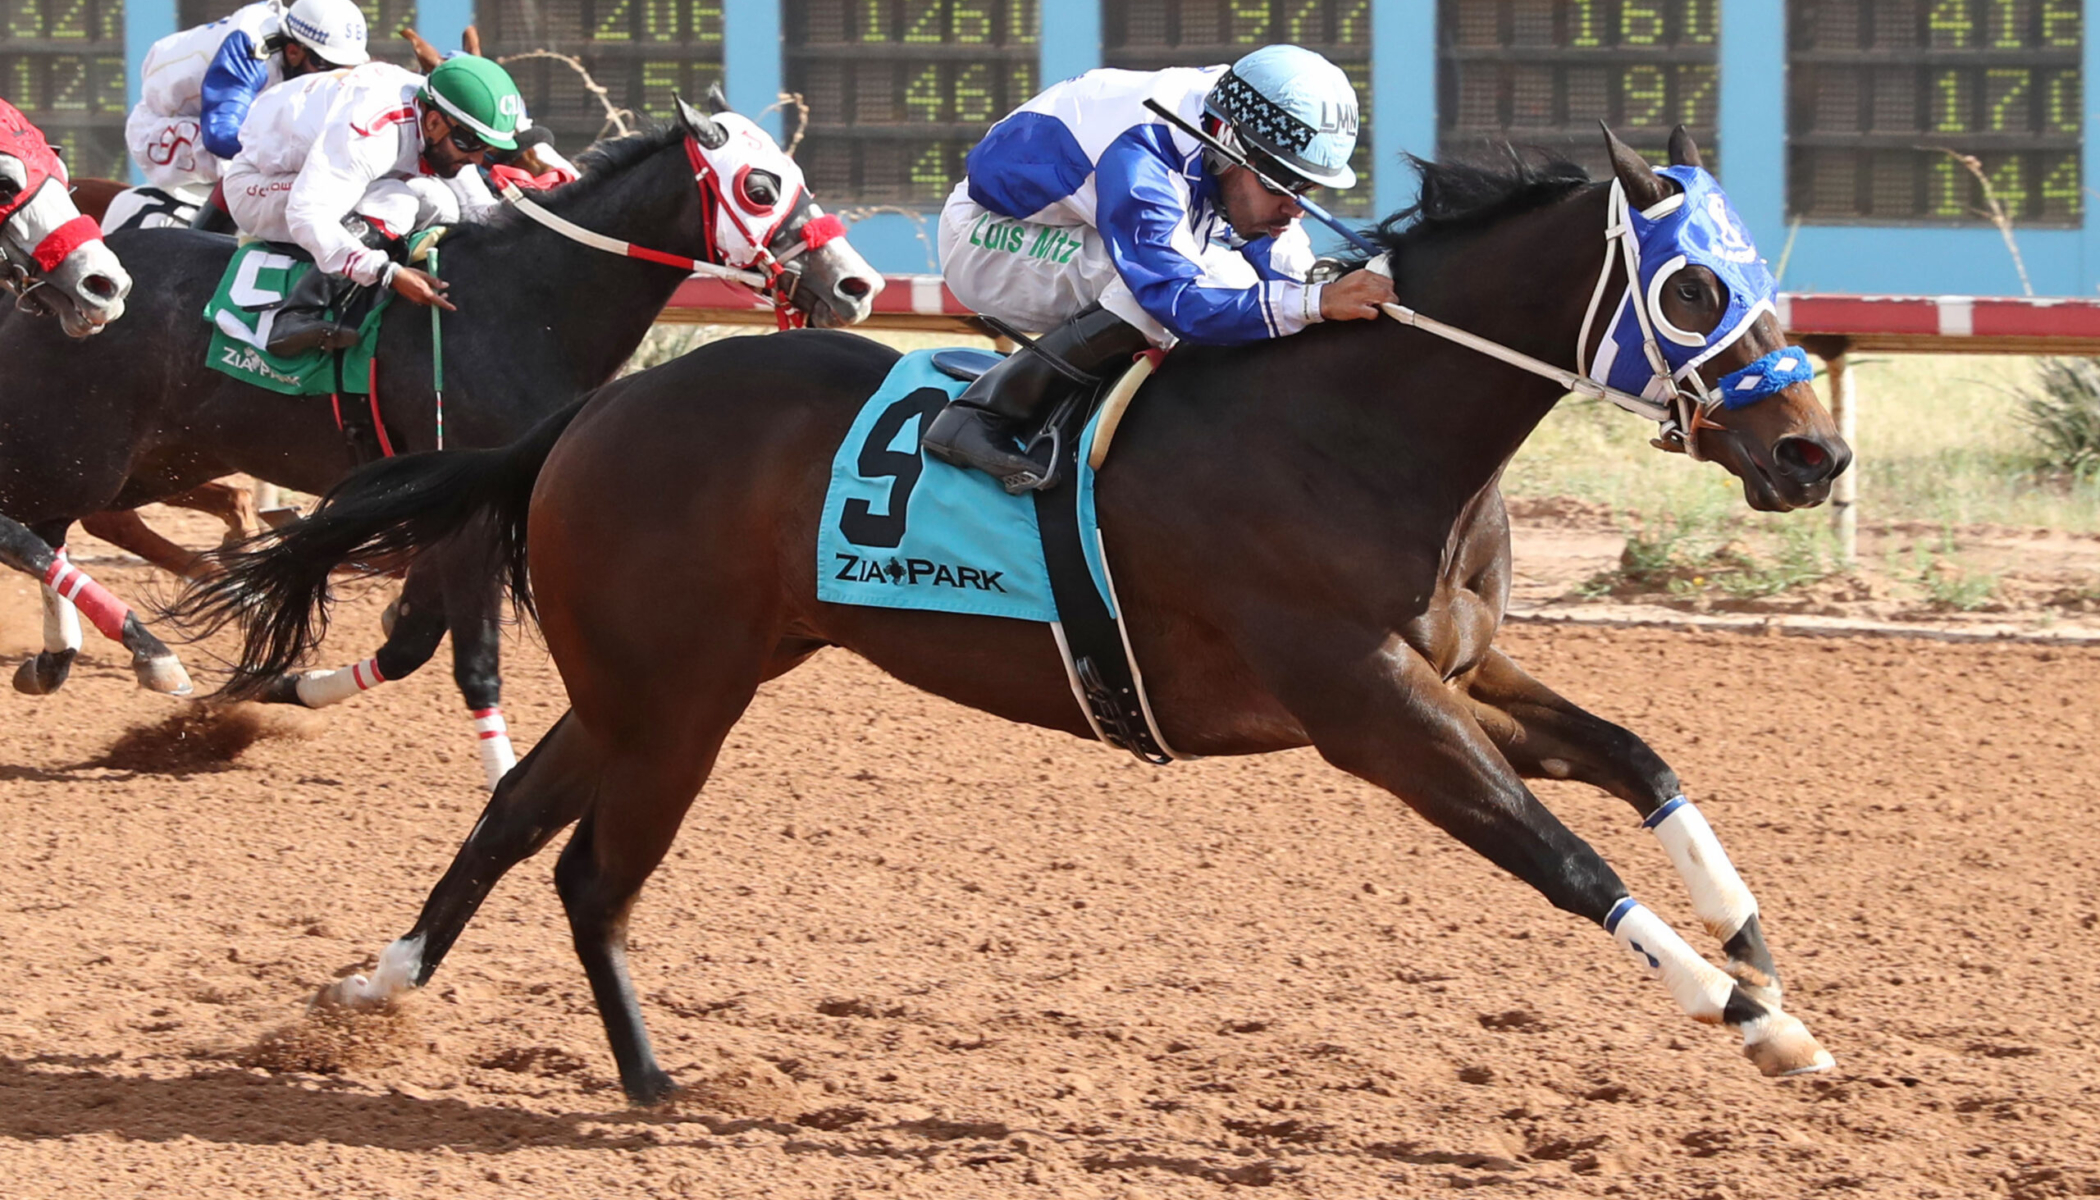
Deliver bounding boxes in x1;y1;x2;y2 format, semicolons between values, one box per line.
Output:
0;100;106;280
682;137;845;330
499;133;844;332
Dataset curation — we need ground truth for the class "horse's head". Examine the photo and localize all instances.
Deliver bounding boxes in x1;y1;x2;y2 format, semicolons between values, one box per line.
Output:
676;87;883;329
0;104;130;337
1591;126;1849;513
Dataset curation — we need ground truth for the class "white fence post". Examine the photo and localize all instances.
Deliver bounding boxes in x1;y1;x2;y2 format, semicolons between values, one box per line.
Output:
1825;348;1859;565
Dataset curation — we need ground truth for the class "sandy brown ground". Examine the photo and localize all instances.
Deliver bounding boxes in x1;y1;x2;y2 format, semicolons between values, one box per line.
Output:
0;550;2096;1200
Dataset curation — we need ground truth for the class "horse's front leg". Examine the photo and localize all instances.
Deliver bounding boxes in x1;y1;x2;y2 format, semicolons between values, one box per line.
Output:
0;516;191;695
1252;629;1831;1077
1455;647;1818;1070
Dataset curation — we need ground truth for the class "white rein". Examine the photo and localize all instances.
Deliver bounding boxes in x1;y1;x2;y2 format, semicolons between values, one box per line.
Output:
1363;177;1730;445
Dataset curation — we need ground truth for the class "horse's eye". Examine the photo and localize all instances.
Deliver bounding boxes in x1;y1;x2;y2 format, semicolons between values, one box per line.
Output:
740;171;779;209
1675;280;1703;303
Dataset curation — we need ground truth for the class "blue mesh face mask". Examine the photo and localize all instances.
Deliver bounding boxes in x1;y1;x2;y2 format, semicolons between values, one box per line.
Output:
1583;165;1807;410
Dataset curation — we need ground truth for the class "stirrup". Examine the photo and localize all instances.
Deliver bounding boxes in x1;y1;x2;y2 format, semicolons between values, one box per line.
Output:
1002;392;1080;494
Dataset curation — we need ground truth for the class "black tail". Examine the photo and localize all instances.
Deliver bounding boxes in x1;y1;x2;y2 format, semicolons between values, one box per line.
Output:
172;398;587;695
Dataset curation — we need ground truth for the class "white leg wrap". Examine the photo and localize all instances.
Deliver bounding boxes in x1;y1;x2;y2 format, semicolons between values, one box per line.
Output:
295;656;386;708
337;934;426;1006
473;707;517;789
39;582;82;654
1645;797;1758;943
1606;899;1736;1023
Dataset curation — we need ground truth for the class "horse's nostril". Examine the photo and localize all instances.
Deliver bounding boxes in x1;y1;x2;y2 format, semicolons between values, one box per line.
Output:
82;273;120;301
836;275;873;300
1774;436;1834;482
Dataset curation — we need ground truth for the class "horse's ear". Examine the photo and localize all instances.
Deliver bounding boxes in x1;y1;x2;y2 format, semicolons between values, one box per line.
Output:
677;94;729;149
1666;125;1704;170
705;81;734;116
1601;122;1677;210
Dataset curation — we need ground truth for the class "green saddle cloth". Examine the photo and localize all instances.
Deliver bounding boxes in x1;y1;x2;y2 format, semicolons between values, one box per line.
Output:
202;240;399;396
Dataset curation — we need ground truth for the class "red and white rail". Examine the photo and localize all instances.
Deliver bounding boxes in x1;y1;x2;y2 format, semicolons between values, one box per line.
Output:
1781;293;2100;355
664;274;978;332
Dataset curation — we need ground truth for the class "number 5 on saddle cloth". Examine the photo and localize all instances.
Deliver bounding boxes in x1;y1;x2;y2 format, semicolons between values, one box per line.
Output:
817;347;1177;763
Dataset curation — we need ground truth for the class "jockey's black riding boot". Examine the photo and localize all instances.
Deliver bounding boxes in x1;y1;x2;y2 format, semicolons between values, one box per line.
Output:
188;190;235;234
264;268;363;356
266;216;396;357
922;303;1150;493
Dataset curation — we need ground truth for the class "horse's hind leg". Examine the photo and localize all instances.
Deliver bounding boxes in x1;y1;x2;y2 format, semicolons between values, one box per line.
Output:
167;480;261;546
319;710;599;1011
442;547;516;788
78;509;213;580
0;517;191;696
258;560;447;709
1457;648;1797;1033
554;648;777;1106
1255;630;1831;1077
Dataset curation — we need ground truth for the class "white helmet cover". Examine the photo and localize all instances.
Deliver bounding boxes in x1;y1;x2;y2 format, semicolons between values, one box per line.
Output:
283;0;370;67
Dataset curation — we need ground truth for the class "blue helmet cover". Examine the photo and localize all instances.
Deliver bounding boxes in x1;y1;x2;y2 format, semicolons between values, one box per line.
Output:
1202;44;1359;190
1598;165;1789;401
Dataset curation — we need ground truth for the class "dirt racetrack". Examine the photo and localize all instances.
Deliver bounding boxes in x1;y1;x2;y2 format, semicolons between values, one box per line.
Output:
0;559;2096;1200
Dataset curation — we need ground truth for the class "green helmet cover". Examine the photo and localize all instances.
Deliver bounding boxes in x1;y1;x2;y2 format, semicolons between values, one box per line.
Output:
422;55;524;150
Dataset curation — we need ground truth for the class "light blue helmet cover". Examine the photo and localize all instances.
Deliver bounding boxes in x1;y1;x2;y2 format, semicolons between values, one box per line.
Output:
1598;164;1803;406
1203;44;1359;190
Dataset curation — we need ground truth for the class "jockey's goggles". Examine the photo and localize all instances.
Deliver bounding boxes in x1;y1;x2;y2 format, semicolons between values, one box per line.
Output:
440;119;488;156
1247;148;1318;197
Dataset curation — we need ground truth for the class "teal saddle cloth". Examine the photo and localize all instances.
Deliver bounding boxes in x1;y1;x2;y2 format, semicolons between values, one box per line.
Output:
816;349;1114;622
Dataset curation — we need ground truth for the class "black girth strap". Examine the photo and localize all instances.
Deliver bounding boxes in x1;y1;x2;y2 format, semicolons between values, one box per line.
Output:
1031;421;1172;765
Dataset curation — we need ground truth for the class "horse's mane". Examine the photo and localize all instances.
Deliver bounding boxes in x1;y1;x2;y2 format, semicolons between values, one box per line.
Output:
446;121;688;245
1341;147;1592;263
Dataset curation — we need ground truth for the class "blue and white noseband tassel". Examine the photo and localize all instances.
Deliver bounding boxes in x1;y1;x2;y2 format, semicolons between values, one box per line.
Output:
1578;165;1814;456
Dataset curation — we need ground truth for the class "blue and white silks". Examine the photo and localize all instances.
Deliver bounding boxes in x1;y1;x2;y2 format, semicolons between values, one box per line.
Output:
964;67;1321;347
200;27;284;161
1582;164;1811;410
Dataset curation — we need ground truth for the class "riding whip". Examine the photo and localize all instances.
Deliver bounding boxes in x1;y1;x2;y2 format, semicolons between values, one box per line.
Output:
427;245;445;450
1139;98;1674;423
1140;98;1380;256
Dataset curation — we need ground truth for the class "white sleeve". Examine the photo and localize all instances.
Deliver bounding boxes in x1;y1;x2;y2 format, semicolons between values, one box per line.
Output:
1263;223;1317;281
285;109;396;283
444;165;499;221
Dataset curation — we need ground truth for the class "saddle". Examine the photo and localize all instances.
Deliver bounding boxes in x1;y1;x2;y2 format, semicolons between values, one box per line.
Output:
202;239;406;465
930;346;1175;764
929;347;1159;473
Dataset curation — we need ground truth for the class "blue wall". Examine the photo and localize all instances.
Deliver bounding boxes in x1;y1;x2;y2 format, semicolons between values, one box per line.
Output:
114;0;2100;293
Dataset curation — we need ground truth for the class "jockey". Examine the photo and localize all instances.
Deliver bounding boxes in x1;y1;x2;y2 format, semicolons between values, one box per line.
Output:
221;54;525;356
125;0;369;195
925;44;1398;492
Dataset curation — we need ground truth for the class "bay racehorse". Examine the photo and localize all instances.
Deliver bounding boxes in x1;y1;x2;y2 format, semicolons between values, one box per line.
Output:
0;94;880;772
189;129;1850;1104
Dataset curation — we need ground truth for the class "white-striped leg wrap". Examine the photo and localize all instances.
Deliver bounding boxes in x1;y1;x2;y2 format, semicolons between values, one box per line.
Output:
39;580;81;654
1645;797;1758;943
295;656;386;708
1605;898;1736;1023
473;707;517;789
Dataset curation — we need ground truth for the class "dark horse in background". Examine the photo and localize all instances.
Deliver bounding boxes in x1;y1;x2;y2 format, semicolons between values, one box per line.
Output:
0;93;880;777
190;129;1851;1104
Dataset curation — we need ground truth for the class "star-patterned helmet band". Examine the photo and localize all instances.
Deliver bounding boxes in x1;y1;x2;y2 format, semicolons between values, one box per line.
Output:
1211;69;1324;173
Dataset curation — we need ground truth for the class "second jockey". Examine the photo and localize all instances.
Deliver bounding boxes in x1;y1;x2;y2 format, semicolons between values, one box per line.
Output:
222;54;525;356
925;44;1397;492
125;0;370;196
